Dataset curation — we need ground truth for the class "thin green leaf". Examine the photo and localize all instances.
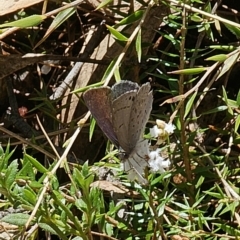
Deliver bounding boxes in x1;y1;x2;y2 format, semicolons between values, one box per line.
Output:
205;54;228;62
184;91;197;119
203;191;222;198
95;0;113;10
5;160;18;189
235;115;240;133
52;191;77;224
220;201;238;217
204;22;214;42
204;1;212;12
195;176;205;189
236;89;240;106
73;167;84;188
172;201;190;210
190;14;203;22
222;86;228;104
185;77;199;84
35;8;75;48
213;202;224;217
201;106;228;115
0;144;3;156
169;67;208;75
224;99;239;109
222;86;234;115
22;188;37;206
28;181;43;189
40;217;68;240
106;25;128;41
38;223;57;235
157;50;179;58
0;15;46;28
18;155;35;180
0;145;15;171
215;223;240;236
76;198;87;212
89;117;96;142
149;57;179;67
116;10;144;26
101;58;117;82
84;174;94;189
72;82;103;93
24;154;48;174
114;66;121;81
194;0;204;3
223;23;240;39
81;161;90;177
209;45;236;51
1;213;31;226
136;29;142;63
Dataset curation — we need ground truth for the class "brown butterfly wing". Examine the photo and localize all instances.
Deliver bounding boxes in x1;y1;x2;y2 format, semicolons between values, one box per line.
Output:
83;87;119;147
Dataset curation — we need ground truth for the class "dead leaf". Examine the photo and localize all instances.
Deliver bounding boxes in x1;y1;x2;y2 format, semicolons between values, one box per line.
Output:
90;180;139;197
0;0;44;16
160;95;185;105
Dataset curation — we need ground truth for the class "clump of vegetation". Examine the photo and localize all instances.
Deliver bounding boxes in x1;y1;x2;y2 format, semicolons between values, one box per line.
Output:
0;0;239;239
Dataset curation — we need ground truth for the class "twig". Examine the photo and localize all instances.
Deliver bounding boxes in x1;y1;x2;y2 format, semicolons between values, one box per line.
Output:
0;126;77;146
0;125;56;160
91;231;118;240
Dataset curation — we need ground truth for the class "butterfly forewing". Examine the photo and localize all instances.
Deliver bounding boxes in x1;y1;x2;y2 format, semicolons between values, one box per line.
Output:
128;82;153;147
83;87;119;147
112;90;138;153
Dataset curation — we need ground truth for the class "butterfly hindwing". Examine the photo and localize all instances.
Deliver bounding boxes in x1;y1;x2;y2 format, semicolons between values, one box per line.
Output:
123;139;149;184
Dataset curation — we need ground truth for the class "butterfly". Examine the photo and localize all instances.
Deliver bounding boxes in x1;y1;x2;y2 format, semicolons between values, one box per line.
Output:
83;80;153;183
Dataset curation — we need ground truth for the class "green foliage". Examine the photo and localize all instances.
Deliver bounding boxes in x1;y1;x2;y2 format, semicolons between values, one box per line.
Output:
0;15;46;28
1;213;31;225
106;25;129;41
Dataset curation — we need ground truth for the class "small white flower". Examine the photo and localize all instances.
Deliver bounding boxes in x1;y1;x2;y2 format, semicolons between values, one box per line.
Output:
156;119;175;134
150;125;161;138
150;120;176;145
149;148;161;159
149;149;170;173
164;122;176;134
